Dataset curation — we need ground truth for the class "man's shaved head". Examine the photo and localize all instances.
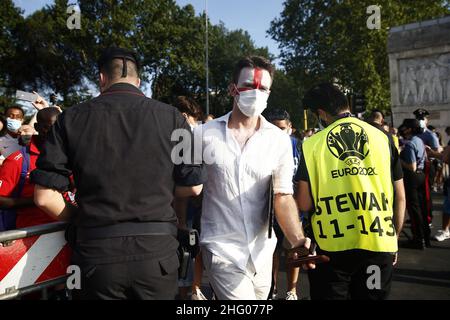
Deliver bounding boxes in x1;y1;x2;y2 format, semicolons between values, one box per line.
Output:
101;58;139;81
369;109;384;125
97;47;141;92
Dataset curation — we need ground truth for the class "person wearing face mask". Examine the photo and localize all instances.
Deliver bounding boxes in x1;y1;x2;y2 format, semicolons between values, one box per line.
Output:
295;83;406;300
266;109;300;171
414;108;440;228
414;109;440;151
195;56;311;300
0;108;61;231
0;106;26;163
172;96;207;300
266;108;303;300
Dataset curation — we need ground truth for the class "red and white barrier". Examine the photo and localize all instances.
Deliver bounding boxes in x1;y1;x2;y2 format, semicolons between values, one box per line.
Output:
0;230;71;297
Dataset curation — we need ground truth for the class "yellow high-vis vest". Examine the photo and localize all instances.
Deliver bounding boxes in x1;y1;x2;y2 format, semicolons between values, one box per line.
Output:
303;117;397;253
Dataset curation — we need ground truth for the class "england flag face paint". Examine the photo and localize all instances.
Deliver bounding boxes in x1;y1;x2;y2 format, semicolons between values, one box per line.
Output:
234;67;272;117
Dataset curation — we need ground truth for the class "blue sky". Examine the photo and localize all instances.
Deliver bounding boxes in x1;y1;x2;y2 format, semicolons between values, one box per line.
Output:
12;0;284;60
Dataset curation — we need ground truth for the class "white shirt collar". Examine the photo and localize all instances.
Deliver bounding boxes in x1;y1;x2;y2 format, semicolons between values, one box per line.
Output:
216;111;273;131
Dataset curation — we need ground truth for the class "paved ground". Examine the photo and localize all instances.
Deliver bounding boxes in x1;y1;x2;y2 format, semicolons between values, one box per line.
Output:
197;192;450;300
389;192;450;300
273;191;450;300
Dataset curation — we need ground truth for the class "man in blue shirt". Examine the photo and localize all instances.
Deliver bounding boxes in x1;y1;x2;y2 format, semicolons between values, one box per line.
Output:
401;134;426;172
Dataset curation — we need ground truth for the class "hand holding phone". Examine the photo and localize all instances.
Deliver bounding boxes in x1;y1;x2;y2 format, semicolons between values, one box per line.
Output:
286;244;330;268
31;91;49;110
286;254;330;267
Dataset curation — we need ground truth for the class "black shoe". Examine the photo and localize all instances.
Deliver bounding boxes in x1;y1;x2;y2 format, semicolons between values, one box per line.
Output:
425;239;432;248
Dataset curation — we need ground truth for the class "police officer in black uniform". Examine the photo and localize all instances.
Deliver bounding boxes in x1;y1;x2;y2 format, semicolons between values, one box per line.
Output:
414;108;441;226
31;47;205;300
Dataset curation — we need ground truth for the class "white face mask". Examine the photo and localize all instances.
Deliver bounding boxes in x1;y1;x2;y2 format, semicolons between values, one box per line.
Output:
6;118;22;133
419;119;426;129
236;89;269;117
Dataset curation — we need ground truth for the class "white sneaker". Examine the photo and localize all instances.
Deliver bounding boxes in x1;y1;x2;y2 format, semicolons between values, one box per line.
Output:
191;288;207;300
285;291;298;300
434;230;450;242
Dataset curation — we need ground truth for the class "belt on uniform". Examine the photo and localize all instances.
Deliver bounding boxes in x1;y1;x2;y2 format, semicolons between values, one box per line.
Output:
76;222;177;241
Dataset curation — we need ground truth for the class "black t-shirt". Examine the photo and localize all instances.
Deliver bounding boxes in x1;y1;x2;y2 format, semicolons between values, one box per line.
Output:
31;83;206;264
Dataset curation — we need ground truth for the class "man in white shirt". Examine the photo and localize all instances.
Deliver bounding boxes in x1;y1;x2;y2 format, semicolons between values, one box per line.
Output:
196;56;310;300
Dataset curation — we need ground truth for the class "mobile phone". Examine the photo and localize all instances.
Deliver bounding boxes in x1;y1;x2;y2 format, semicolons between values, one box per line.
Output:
15;90;37;102
286;254;330;267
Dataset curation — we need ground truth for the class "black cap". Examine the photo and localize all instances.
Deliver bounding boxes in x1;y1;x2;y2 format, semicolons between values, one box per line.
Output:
413;108;430;120
97;47;139;78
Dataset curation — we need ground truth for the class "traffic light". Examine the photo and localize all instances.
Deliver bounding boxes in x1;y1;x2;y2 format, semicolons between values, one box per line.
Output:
352;94;366;113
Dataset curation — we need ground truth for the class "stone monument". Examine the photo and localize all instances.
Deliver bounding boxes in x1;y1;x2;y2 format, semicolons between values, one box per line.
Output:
387;16;450;139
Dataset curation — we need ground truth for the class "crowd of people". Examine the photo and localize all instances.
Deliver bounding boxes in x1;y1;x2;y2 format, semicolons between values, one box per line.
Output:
0;47;449;301
0;99;73;231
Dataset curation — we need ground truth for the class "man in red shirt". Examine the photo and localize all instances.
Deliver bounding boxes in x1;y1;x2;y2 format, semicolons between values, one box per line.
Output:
0;108;61;228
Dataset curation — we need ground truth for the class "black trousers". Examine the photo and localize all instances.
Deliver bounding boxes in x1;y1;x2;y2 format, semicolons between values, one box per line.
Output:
404;170;430;242
308;250;394;300
72;253;179;300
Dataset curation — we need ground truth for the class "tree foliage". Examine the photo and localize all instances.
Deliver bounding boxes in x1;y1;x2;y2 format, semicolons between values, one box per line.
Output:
0;1;25;109
269;0;450;112
1;0;275;116
266;69;306;129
